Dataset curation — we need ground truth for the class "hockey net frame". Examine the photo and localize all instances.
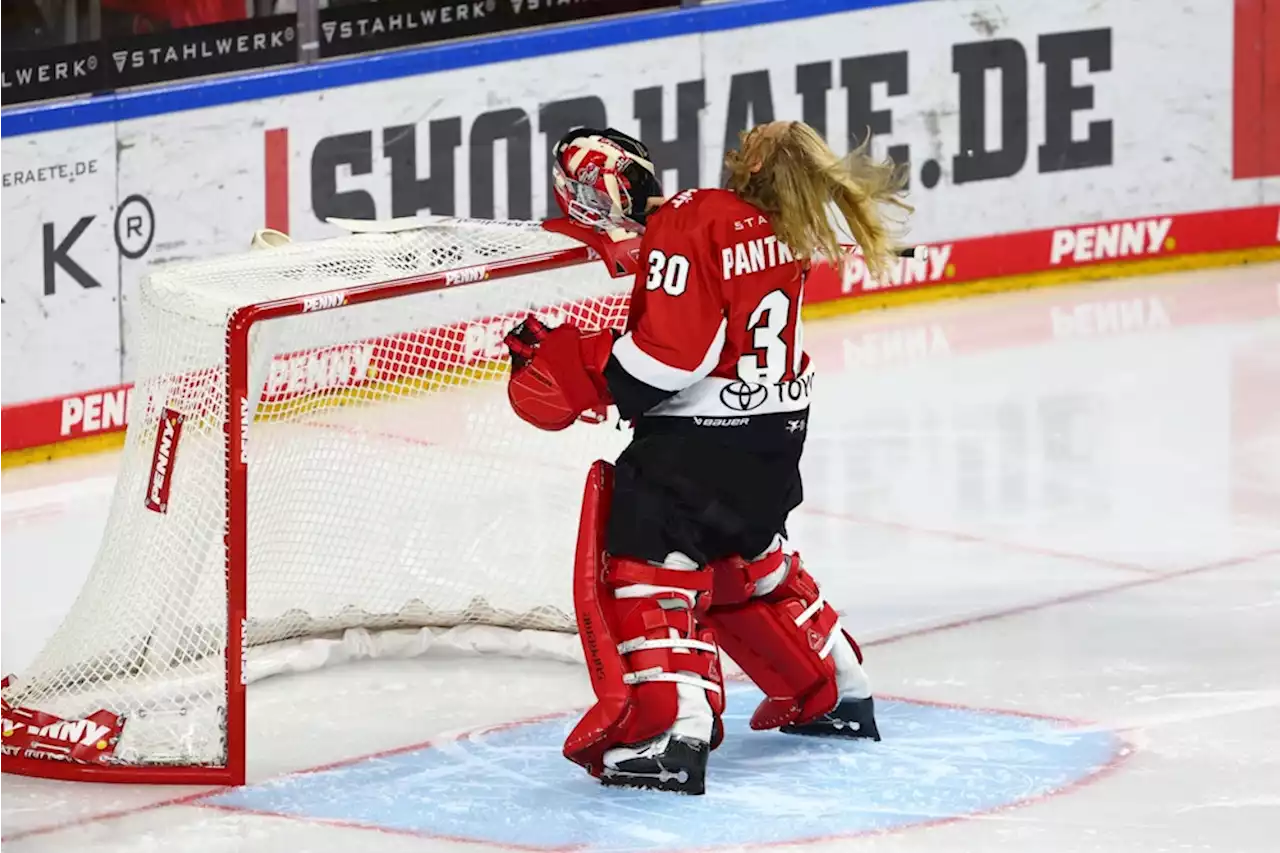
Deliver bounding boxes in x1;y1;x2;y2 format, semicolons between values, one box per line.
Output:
1;218;641;786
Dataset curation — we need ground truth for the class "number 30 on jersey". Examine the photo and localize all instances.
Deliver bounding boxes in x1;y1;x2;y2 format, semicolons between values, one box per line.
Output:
646;250;690;296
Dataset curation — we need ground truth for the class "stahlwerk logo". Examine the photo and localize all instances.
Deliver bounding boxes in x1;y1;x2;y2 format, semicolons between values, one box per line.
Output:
2;15;297;103
507;0;678;19
110;18;297;86
321;2;496;44
2;54;98;88
316;0;672;58
1;40;107;104
112;27;294;73
509;0;589;11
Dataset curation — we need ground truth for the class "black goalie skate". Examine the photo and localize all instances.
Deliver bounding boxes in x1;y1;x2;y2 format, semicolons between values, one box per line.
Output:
600;733;710;795
781;696;881;741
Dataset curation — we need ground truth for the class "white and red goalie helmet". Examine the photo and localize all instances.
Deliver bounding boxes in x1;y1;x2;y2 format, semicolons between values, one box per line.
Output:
552;128;663;233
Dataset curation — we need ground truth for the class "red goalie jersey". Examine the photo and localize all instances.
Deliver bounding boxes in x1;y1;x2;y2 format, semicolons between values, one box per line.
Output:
602;188;814;447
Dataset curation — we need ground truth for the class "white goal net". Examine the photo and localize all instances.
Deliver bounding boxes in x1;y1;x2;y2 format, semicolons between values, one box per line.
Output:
2;219;631;781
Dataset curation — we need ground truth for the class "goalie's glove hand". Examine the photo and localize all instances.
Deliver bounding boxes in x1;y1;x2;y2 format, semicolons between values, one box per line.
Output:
504;315;614;431
504;315;550;371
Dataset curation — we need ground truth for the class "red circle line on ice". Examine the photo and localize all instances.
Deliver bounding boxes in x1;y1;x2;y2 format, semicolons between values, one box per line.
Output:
192;684;1132;852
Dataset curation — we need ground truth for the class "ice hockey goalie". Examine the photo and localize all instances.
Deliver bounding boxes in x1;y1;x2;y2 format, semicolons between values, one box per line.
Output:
505;122;912;795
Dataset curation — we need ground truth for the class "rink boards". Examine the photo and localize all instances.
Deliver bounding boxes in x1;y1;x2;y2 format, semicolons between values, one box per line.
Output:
1;0;1278;452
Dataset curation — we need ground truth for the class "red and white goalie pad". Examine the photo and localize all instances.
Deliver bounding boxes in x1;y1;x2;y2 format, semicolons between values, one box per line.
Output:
702;550;863;730
563;462;725;776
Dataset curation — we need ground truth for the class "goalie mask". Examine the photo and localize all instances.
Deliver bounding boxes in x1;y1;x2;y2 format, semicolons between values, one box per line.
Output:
552;128;663;232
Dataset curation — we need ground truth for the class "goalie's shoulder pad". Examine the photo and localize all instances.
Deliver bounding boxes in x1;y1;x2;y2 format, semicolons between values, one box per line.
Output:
646;187;745;235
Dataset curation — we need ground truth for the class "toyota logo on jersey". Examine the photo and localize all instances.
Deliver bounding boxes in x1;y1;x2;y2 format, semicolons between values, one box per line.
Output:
719;381;768;412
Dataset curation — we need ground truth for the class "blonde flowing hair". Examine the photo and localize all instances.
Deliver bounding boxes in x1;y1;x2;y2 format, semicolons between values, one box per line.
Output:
724;121;911;280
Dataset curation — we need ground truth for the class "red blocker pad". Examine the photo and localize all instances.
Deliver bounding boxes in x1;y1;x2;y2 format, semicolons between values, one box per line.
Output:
543;216;643;279
563;461;724;777
702;553;857;731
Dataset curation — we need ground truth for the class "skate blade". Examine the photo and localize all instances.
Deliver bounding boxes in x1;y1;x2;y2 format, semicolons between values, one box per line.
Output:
781;697;881;741
778;712;880;742
600;769;705;796
780;721;881;741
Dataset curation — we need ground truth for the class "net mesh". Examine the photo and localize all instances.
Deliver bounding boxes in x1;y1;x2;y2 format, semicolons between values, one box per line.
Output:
3;220;631;767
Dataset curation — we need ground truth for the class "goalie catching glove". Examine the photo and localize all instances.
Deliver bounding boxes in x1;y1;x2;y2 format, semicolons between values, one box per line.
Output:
505;316;614;431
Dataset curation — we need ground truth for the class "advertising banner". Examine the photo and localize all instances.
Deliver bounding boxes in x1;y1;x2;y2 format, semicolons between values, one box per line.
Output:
5;203;1276;453
1;124;122;402
318;0;680;59
1;16;299;107
2;0;1278;428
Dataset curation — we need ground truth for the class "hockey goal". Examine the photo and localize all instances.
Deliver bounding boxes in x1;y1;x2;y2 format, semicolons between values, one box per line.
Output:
1;218;637;785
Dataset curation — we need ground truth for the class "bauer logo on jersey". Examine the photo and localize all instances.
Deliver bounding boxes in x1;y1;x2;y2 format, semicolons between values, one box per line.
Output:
144;408;184;514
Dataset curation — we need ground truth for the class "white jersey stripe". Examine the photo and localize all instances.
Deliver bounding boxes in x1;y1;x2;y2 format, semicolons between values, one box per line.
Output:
612;319;727;392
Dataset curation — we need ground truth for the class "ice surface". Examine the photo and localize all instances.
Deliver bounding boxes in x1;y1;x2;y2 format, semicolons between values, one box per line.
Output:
3;263;1279;852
